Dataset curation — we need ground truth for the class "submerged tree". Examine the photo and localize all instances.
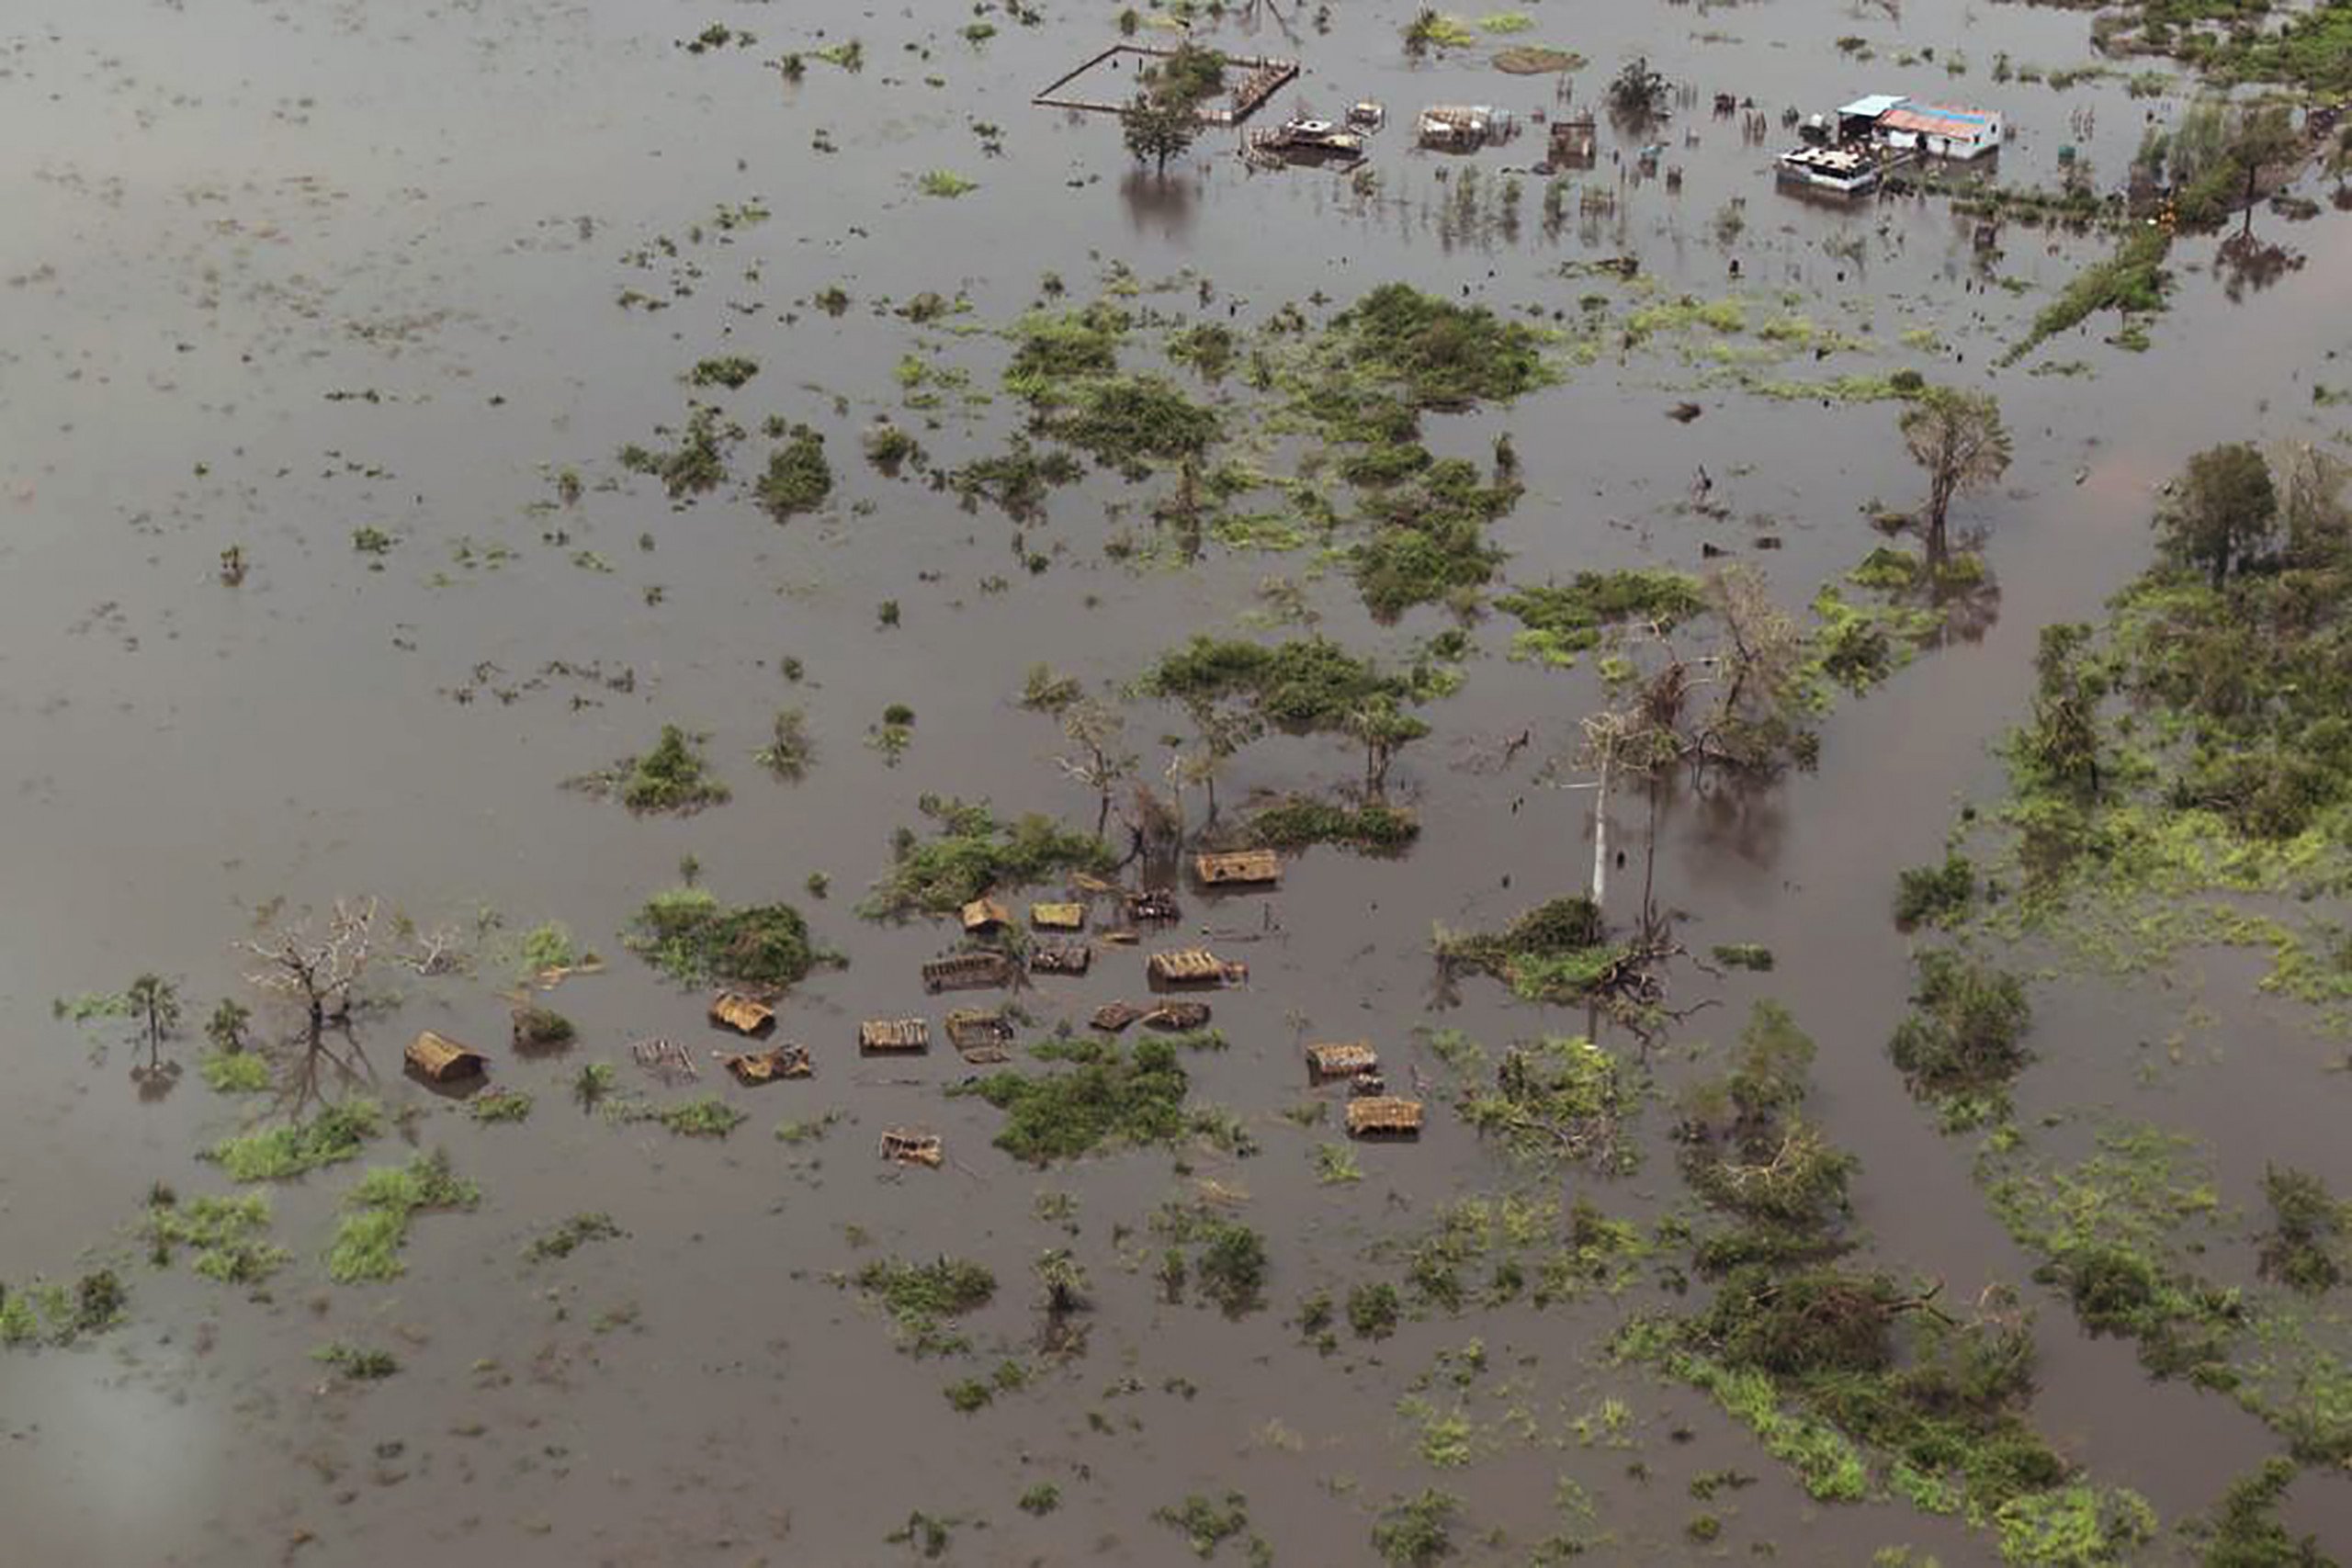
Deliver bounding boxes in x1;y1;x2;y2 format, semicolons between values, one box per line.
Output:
1899;388;2013;567
2159;442;2276;588
1605;56;1668;122
1122;93;1198;174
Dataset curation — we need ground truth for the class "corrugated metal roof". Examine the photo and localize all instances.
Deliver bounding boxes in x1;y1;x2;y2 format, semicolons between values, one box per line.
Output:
1839;94;1905;118
1882;103;1998;138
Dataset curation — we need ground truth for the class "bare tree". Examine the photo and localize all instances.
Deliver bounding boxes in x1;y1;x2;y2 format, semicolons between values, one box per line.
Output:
1899;388;2012;568
238;897;419;1110
1054;698;1137;835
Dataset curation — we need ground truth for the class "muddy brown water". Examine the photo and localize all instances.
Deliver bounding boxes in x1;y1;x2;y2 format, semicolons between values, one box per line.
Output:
5;0;2351;1562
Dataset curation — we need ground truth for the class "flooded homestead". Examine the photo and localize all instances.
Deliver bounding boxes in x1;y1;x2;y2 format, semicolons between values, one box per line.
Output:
4;0;2352;1564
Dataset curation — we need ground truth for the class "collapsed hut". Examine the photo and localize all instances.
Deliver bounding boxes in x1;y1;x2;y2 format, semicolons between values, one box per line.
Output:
1306;1040;1380;1083
1091;1000;1146;1032
945;1009;1015;1062
1141;1000;1213;1031
1148;949;1248;987
859;1017;931;1054
922;952;1016;992
707;991;775;1036
1345;1096;1424;1139
1031;942;1091;976
1126;888;1181;922
879;1129;944;1168
718;1043;811;1085
1194;849;1281;887
961;897;1011;933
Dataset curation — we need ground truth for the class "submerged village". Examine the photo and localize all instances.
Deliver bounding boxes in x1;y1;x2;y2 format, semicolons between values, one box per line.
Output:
5;0;2352;1563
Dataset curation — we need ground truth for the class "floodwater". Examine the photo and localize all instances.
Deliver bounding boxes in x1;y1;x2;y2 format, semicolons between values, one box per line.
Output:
5;0;2350;1563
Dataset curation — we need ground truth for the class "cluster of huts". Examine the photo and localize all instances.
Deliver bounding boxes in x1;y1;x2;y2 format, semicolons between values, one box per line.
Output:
404;849;1426;1166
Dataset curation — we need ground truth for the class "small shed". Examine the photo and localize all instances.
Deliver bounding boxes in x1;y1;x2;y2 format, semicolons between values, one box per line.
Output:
1345;1096;1424;1139
1148;949;1247;987
1306;1041;1380;1082
1031;942;1091;976
1194;849;1282;886
945;1009;1014;1062
1031;902;1086;931
859;1017;932;1053
879;1128;944;1168
922;952;1015;992
1091;1000;1145;1032
1141;1000;1213;1031
961;897;1012;933
708;992;775;1036
718;1043;811;1085
406;1030;486;1083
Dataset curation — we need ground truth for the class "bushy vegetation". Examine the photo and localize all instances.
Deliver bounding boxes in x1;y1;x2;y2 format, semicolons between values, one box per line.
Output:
1887;951;2032;1114
625;888;820;987
754;424;832;519
619;404;735;498
1332;283;1549;409
1497;570;1707;663
327;1149;479;1284
855;1257;996;1356
1452;1034;1632;1169
1894;851;1976;928
957;1038;1191;1163
2193;1458;2335;1567
2004;226;2171;366
860;795;1112;919
211;1100;385;1181
145;1190;290;1284
1051;376;1218;464
1353;457;1520;615
1246;796;1419;852
611;724;729;814
1435;897;1625;1003
686;355;758;389
526;1212;624;1262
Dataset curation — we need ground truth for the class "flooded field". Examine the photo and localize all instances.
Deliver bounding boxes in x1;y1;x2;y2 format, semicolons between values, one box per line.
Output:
6;0;2351;1563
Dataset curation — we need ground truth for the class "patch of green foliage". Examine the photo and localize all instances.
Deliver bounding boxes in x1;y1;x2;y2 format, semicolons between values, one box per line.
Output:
1435;897;1624;1003
1194;1222;1270;1316
53;990;134;1022
957;1037;1190;1163
526;1212;624;1262
1713;943;1775;971
314;1342;401;1380
326;1149;479;1284
1153;1492;1264;1559
1144;40;1227;109
1353;457;1521;616
1678;1001;1855;1242
1003;305;1125;402
2192;1457;2335;1567
755;424;832;519
1331;282;1550;410
1895;851;1976;928
1017;1483;1061;1516
1453;1034;1632;1169
2257;1167;2346;1294
1497;570;1707;664
1888;951;2031;1116
211;1100;384;1182
2004;226;2171;367
145;1190;290;1284
602;724;729;815
918;169;978;197
1247;797;1419;852
650;1095;747;1137
619;404;735;498
1148;634;1422;732
951;436;1084;517
1373;1489;1463;1566
625;887;820;987
468;1090;532;1124
860;795;1112;919
198;1048;273;1094
511;1005;574;1049
1350;1280;1403;1338
1051;376;1218;464
686;355;758;389
855;1257;995;1356
1992;1484;2157;1566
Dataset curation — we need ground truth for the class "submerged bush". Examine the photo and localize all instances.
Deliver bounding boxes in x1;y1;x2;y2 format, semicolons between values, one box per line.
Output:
957;1038;1191;1163
860;796;1112;919
211;1100;385;1182
625;888;820;987
755;424;832;519
1888;951;2030;1105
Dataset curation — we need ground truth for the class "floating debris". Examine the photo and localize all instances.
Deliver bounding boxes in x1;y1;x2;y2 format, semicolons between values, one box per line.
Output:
1091;1001;1146;1033
1306;1041;1380;1083
1141;1000;1213;1031
1344;1097;1424;1139
961;897;1012;933
1193;849;1282;887
1148;949;1248;987
1126;889;1182;923
406;1030;486;1083
922;952;1016;993
878;1128;944;1168
718;1043;811;1084
859;1017;932;1054
1031;902;1086;931
630;1036;699;1084
1030;942;1092;976
945;1009;1015;1063
707;991;775;1036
